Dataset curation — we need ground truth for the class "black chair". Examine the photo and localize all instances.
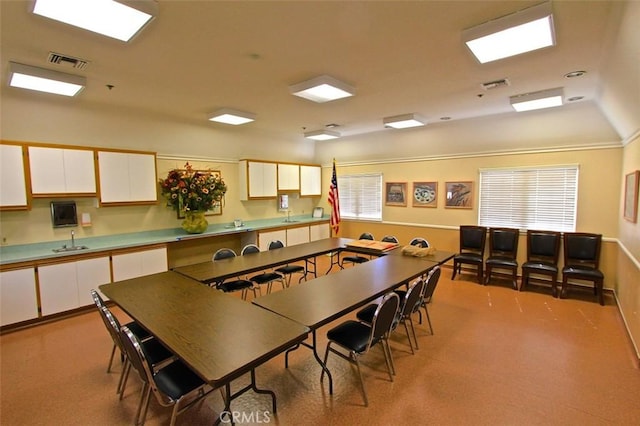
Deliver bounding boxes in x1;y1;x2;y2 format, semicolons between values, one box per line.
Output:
451;226;487;283
268;240;308;286
381;235;399;244
340;232;374;268
120;326;218;426
417;266;441;334
561;232;605;305
241;244;285;294
520;230;561;296
211;248;257;300
357;279;424;354
409;237;429;248
322;292;400;407
485;227;520;289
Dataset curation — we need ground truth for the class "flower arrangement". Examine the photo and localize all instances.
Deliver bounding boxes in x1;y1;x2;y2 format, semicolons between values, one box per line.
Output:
159;162;227;214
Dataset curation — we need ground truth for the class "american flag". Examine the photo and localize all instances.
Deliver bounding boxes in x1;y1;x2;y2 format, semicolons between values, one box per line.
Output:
328;159;340;234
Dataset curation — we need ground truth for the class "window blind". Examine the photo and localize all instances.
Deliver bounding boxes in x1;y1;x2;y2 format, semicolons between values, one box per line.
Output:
478;165;578;232
337;173;382;221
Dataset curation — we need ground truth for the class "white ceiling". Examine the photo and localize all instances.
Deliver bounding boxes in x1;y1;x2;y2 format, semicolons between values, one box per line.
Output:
0;1;634;151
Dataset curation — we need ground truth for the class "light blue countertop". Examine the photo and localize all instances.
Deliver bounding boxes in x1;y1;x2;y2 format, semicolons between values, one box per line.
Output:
0;215;330;266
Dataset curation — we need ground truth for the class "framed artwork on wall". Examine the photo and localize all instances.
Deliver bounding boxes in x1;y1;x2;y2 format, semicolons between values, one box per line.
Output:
176;169;224;218
445;181;473;209
385;182;407;206
412;182;437;207
623;170;639;223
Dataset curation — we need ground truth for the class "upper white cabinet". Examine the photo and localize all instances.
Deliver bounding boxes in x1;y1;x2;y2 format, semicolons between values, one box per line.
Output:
0;143;28;210
98;151;157;205
28;146;96;196
300;165;322;196
278;163;300;191
239;160;278;200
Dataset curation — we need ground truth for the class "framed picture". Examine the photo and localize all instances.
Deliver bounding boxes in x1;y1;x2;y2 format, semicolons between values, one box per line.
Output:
385;182;407;206
623;170;639;223
445;181;473;209
412;182;437;207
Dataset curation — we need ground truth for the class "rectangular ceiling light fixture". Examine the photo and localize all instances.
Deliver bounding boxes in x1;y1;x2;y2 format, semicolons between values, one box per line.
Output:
290;75;354;103
8;62;86;96
208;108;256;125
510;87;563;112
32;0;157;42
304;129;341;141
462;2;555;64
383;113;426;129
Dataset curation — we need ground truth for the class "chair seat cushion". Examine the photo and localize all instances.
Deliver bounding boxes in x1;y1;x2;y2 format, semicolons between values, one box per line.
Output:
327;320;372;353
275;265;305;274
342;256;369;264
486;257;518;267
454;253;482;263
522;261;558;274
250;272;283;284
217;279;254;293
562;266;604;279
154;359;206;400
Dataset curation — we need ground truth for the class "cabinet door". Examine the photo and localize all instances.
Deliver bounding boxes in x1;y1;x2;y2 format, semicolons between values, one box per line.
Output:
98;151;157;204
258;229;287;251
128;153;157;202
310;223;330;241
248;161;277;198
0;268;38;326
39;262;78;316
0;144;28;209
140;247;168;276
76;257;111;307
29;146;95;195
278;164;300;191
300;165;322;196
286;226;310;246
112;247;168;282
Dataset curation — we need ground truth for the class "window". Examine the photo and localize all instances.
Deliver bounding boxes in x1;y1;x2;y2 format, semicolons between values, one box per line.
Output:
479;165;578;232
337;173;382;221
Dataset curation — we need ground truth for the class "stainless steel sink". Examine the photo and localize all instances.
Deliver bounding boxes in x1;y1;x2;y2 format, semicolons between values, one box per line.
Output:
282;219;300;223
52;245;89;253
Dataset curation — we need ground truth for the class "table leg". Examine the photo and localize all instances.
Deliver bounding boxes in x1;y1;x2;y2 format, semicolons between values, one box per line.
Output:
283;330;333;394
215;369;277;425
325;251;341;274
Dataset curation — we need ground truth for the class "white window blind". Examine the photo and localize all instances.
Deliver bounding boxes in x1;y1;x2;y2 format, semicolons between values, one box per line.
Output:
478;165;578;232
337;173;382;221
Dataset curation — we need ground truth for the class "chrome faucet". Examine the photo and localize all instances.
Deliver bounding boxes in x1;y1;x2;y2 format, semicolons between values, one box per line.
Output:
287;210;291;222
71;230;75;248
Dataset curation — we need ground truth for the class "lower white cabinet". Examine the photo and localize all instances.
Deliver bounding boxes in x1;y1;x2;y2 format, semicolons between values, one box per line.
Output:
258;230;287;251
112;247;168;282
310;223;330;241
287;226;310;246
39;257;111;316
0;268;38;326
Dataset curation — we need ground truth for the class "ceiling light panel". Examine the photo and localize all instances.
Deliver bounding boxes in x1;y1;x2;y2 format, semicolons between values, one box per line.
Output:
32;0;157;42
304;129;341;141
290;75;354;103
383;113;426;129
510;88;563;112
463;2;555;63
208;108;256;125
8;62;85;96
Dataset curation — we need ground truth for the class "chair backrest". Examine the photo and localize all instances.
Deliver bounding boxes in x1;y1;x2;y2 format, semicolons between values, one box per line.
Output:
422;266;442;304
381;235;399;243
99;306;126;354
563;232;602;268
241;244;260;255
360;232;374;240
527;230;560;263
91;288;105;309
402;279;424;317
409;237;429;248
212;248;237;261
268;240;285;250
459;225;487;253
368;292;400;350
488;227;519;258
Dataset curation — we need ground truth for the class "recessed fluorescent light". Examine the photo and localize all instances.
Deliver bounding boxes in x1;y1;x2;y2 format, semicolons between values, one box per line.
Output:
383;113;426;129
463;2;555;63
510;88;563;112
289;75;354;103
208;108;256;125
304;129;341;141
32;0;157;42
8;62;86;96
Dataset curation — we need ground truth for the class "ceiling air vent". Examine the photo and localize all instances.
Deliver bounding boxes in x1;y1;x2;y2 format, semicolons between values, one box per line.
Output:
481;78;510;91
47;52;89;70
